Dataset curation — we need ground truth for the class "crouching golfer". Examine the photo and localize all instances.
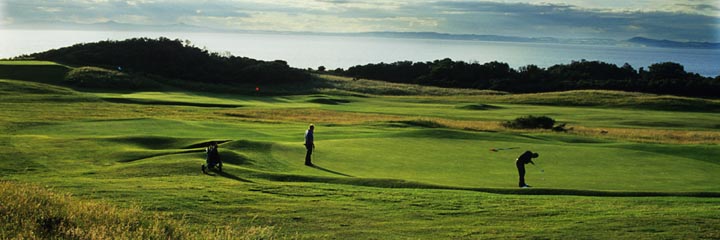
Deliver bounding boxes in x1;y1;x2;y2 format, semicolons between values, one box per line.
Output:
304;124;315;166
202;142;222;173
516;150;538;188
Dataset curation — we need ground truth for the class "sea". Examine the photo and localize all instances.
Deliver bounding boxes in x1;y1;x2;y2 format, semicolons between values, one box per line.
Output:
1;29;718;77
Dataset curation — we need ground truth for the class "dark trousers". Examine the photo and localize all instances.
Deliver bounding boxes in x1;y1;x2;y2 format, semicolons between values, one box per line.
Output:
305;146;313;166
517;166;526;187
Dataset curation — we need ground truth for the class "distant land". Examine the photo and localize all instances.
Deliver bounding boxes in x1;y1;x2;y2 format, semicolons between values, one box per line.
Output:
349;32;720;49
626;37;720;49
4;21;719;49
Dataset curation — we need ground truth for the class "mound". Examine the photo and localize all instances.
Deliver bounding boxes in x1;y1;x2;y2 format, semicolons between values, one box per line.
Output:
0;79;77;95
64;66;162;90
457;103;502;110
0;61;69;83
102;97;242;108
308;98;351;105
99;136;210;150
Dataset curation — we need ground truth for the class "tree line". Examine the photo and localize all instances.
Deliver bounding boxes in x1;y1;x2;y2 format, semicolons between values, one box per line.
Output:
24;37;311;85
20;38;719;97
329;59;719;97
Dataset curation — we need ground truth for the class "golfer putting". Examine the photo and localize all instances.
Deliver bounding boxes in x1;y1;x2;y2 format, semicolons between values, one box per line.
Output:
516;150;539;188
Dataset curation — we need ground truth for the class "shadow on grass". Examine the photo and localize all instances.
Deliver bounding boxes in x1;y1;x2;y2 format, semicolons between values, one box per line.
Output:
204;170;254;183
118;149;204;163
102;97;243;108
310;165;354;177
235;168;720;198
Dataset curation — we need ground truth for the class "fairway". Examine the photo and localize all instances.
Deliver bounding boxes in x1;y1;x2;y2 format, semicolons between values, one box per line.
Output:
2;62;720;239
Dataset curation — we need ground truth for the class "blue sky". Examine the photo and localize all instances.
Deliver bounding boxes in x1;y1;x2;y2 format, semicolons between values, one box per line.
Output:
1;0;718;41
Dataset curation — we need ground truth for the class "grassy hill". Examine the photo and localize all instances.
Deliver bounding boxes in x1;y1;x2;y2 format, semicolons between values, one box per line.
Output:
1;61;719;239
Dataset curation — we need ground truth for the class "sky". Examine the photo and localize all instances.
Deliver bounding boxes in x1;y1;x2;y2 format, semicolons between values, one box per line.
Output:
1;0;718;42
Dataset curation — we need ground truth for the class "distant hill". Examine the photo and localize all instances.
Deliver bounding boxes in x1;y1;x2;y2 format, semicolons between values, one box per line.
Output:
628;37;720;49
306;32;719;49
21;37;311;85
344;31;620;46
7;20;717;49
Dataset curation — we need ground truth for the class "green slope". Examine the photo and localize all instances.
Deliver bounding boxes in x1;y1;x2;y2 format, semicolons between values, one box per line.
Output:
2;61;719;239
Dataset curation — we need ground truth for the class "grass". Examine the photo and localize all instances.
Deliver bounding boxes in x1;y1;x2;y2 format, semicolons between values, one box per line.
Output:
1;61;719;239
317;74;506;96
0;181;278;239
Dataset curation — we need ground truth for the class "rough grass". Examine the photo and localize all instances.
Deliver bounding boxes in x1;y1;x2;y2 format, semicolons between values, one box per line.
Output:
318;75;720;112
0;181;277;240
218;108;407;125
482;90;720;112
317;74;506;96
572;126;720;144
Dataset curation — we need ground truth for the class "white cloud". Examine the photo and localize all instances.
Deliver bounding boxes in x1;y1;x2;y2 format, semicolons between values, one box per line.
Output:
3;0;718;41
36;6;62;13
125;0;158;7
181;11;440;33
115;14;152;24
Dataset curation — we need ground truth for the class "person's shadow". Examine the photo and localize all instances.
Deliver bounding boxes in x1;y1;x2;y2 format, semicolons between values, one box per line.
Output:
310;165;354;177
204;170;254;183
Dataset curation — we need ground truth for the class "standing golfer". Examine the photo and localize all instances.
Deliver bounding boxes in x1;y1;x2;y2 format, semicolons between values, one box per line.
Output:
516;150;538;188
304;124;315;166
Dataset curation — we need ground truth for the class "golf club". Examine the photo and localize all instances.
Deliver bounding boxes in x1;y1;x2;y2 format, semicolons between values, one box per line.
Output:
534;158;545;180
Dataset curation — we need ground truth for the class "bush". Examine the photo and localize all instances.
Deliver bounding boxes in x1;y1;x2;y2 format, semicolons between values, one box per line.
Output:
503;115;556;129
64;66;161;90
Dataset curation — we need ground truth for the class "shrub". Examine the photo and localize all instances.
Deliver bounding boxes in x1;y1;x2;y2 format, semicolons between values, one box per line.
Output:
503;115;555;129
64;66;161;90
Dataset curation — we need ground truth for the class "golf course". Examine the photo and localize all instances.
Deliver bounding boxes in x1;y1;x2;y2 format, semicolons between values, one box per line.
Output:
1;59;719;239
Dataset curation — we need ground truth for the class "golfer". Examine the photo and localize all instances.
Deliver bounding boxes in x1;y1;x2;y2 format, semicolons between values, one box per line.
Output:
516;150;538;188
304;124;315;166
202;142;222;173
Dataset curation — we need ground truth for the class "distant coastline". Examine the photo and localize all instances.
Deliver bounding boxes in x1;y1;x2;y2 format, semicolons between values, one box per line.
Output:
4;21;719;49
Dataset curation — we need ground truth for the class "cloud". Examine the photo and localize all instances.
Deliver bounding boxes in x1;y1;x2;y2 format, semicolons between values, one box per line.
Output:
430;1;719;41
2;0;718;42
674;2;720;15
36;6;63;13
180;11;439;33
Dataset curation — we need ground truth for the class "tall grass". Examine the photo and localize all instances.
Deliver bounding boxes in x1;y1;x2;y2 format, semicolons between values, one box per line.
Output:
317;74;505;96
572;126;720;144
218;108;407;124
0;181;277;239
